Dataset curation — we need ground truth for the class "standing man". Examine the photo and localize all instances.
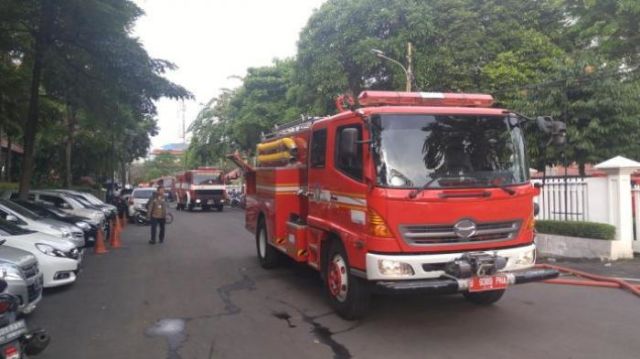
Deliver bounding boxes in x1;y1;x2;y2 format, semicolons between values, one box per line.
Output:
147;187;168;244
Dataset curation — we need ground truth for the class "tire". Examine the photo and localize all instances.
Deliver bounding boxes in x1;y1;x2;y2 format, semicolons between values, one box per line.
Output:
256;220;280;269
217;205;224;212
463;289;506;305
165;213;174;224
324;240;370;320
187;204;194;212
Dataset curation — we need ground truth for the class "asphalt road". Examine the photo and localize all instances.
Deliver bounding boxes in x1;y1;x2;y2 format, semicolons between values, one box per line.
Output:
28;207;640;359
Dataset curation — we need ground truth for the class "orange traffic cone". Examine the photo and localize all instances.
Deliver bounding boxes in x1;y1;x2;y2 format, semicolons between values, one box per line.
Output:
109;217;123;249
94;228;108;254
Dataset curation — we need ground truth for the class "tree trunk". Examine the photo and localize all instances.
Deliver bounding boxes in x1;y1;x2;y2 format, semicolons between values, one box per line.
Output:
63;104;75;188
6;136;12;183
18;0;52;199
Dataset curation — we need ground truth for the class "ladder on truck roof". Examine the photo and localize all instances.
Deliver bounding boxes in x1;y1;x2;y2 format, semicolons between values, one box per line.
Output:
262;115;323;140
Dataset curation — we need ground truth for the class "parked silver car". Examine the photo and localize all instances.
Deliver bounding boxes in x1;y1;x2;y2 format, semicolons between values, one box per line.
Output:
0;243;43;314
28;191;106;231
0;200;85;249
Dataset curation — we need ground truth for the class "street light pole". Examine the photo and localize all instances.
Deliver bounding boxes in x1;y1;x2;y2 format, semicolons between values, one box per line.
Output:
371;42;414;91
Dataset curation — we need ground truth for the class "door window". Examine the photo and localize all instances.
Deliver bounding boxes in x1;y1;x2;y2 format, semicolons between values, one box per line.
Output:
310;129;327;168
335;125;363;181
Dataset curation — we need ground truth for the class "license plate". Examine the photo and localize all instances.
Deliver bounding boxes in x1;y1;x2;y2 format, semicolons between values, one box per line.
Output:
0;320;27;345
207;199;214;204
469;275;508;292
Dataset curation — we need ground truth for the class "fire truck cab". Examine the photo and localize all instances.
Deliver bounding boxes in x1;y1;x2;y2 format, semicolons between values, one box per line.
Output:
175;167;226;212
230;91;560;319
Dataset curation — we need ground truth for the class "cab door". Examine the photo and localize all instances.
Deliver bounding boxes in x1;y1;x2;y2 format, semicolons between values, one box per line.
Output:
326;117;368;240
306;124;331;228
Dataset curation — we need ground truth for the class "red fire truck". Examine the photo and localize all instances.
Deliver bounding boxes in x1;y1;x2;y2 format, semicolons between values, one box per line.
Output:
175;167;227;211
229;91;562;319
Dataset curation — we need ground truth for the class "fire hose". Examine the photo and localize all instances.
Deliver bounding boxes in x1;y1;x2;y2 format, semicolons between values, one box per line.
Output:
536;263;640;298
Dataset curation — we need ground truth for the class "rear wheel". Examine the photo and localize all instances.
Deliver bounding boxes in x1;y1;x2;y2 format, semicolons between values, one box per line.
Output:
463;289;505;305
256;220;279;269
324;240;370;320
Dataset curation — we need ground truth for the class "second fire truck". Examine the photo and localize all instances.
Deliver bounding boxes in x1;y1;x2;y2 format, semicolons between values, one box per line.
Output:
229;91;563;319
175;167;227;212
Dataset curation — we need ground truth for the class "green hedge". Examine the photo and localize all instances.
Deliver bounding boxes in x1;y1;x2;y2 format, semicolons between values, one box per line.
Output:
0;182;18;191
536;220;616;240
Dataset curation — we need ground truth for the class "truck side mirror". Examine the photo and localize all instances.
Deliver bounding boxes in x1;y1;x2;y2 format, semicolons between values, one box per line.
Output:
339;128;358;158
536;116;567;148
5;214;18;223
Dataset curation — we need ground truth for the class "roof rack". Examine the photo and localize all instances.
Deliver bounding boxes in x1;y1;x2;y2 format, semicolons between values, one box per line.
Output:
262;115;323;139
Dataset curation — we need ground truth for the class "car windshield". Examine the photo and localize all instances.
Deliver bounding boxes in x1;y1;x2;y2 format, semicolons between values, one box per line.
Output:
371;114;528;189
193;173;222;185
11;200;50;217
133;190;155;199
0;199;42;220
81;193;104;205
0;219;33;235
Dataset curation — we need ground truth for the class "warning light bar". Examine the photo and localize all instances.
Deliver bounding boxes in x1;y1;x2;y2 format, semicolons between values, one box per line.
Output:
358;91;494;107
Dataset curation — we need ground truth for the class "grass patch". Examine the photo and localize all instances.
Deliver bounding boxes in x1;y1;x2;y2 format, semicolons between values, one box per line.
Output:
536;220;615;240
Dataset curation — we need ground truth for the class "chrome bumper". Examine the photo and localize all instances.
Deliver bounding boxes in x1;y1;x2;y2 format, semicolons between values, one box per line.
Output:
365;244;537;280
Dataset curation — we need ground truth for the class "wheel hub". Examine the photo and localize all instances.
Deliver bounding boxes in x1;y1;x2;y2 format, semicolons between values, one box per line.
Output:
328;254;348;302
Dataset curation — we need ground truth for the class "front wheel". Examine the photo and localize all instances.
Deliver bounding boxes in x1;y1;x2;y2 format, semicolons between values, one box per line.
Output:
165;213;174;224
256;220;280;269
324;240;370;320
463;289;505;305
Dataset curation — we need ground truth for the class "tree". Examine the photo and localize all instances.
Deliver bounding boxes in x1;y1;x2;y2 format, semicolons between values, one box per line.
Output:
0;0;190;196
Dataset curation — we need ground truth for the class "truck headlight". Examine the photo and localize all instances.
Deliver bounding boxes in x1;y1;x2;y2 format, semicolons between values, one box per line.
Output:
195;199;201;203
378;259;415;276
36;244;66;258
0;264;25;281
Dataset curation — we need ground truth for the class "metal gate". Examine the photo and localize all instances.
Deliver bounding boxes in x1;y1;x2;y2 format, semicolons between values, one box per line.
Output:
532;177;589;221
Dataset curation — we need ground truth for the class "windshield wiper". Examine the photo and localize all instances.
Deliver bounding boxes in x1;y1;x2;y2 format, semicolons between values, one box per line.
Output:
408;174;444;199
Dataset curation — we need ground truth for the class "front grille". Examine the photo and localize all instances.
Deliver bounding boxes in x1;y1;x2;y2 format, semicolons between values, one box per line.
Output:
400;220;521;245
27;283;41;302
21;263;38;279
195;189;223;196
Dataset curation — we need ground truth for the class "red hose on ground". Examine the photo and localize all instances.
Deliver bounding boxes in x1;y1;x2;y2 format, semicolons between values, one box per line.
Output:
535;263;640;298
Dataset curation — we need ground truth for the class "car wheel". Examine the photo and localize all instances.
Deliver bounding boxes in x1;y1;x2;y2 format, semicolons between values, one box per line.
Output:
463;289;506;305
217;205;224;212
324;239;370;320
256;220;279;269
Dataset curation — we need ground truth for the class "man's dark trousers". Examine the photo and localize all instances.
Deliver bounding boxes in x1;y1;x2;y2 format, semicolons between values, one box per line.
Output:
150;217;166;243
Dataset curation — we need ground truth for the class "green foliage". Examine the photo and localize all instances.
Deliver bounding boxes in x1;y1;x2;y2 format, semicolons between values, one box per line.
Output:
536;220;616;240
135;153;184;183
187;59;299;165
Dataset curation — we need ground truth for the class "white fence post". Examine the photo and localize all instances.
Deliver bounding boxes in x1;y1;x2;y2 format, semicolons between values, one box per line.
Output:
594;156;640;259
633;184;640;254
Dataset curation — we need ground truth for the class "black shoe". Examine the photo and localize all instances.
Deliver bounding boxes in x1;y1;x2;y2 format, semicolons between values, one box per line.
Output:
149;240;156;245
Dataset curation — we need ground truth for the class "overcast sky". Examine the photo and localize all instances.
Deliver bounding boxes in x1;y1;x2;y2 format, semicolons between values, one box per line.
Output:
133;0;326;149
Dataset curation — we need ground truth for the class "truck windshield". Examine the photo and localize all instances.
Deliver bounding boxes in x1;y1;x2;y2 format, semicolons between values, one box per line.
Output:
371;114;528;189
193;173;222;185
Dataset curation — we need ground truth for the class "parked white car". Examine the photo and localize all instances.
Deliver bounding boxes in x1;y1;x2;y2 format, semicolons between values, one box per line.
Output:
128;187;156;218
0;219;81;288
0;199;85;248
